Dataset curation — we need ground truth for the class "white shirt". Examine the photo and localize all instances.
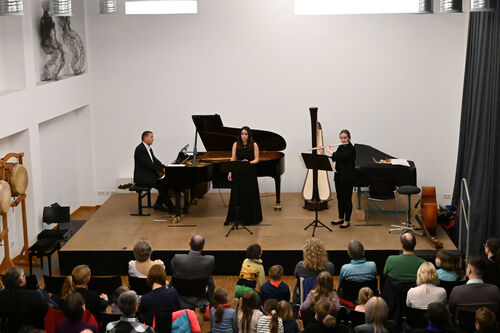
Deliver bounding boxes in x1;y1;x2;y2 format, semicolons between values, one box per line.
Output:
466;278;484;284
406;283;447;309
143;142;154;163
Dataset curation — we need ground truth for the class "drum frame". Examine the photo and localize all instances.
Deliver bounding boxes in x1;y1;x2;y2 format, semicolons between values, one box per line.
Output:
0;153;34;274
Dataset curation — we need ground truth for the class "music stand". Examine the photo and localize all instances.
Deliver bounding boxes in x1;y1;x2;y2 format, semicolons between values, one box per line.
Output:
220;161;254;237
301;153;334;237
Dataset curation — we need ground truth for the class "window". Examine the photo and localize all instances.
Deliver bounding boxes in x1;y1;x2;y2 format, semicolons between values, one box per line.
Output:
295;0;425;15
125;0;197;15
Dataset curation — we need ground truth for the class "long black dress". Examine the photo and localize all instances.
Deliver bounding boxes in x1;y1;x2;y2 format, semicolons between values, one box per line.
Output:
225;145;263;225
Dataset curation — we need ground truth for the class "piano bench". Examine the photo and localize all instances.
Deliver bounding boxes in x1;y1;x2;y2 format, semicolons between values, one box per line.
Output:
129;185;152;216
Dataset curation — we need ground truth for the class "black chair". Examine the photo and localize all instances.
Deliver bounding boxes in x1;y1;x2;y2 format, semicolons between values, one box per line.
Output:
381;275;415;323
439;280;466;298
456;310;477;332
87;276;123;297
43;275;67;295
128;275;151;295
94;312;121;332
154;309;172;333
339;278;379;304
350;310;366;328
405;306;427;329
300;307;316;329
129;185;152;216
170;277;209;309
364;176;397;226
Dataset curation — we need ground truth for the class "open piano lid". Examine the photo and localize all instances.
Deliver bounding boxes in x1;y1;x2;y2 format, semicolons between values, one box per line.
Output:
192;114;286;151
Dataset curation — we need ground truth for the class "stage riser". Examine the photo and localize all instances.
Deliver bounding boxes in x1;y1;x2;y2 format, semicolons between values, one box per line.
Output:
58;249;456;276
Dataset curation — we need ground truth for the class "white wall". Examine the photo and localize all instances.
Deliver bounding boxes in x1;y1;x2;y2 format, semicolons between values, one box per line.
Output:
0;1;93;260
39;106;95;211
87;0;468;204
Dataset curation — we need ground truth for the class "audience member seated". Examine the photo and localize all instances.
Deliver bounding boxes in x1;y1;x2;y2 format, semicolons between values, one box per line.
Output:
261;265;291;305
61;265;109;315
257;299;284;333
339;240;377;289
449;256;500;316
303;298;349;333
406;262;447;310
277;300;300;333
106;291;154;333
475;307;497;333
237;291;263;333
111;286;128;315
138;264;180;326
355;287;374;313
56;293;99;333
354;297;398;333
171;233;215;307
411;302;454;333
210;288;237;333
235;244;266;301
483;238;500;288
0;267;48;332
449;257;500;316
300;272;341;312
294;238;335;301
128;238;165;278
435;250;459;282
383;232;426;281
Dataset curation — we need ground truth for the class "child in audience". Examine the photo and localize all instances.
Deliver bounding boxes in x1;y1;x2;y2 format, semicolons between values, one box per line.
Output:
277;300;299;333
300;271;341;312
235;244;266;301
354;287;374;313
211;288;237;333
238;291;263;333
435;250;459;281
257;299;284;333
475;307;497;333
110;286;128;315
261;265;291;304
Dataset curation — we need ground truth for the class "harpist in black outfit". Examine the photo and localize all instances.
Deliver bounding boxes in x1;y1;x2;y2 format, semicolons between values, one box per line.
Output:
326;129;356;229
133;131;174;212
224;126;263;226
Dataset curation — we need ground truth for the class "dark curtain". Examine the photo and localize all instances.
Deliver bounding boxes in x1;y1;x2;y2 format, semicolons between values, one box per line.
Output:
452;4;500;255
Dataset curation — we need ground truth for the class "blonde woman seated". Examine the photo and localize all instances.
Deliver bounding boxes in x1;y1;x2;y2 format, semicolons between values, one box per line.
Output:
354;297;398;333
128;238;165;278
406;262;447;310
354;287;374;313
299;272;340;312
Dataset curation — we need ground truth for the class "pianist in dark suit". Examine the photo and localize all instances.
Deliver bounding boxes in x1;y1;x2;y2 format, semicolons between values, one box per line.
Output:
326;129;356;229
133;131;174;212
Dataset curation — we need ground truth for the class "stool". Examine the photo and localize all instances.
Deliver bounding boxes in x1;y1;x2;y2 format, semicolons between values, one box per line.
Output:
390;185;422;235
129;185;152;216
28;238;61;276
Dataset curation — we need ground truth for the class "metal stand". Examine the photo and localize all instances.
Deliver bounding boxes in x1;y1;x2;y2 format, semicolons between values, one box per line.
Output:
389;193;422;235
305;200;332;237
226;206;253;237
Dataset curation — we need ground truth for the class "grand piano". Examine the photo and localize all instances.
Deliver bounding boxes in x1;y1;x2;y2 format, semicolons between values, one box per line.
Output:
166;115;286;220
353;143;417;211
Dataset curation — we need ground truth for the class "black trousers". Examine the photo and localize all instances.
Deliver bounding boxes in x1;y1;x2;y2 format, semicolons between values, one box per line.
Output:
154;178;174;208
335;181;354;221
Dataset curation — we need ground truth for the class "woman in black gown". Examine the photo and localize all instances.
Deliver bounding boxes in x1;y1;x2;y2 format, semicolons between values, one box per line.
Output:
326;129;356;229
224;127;263;226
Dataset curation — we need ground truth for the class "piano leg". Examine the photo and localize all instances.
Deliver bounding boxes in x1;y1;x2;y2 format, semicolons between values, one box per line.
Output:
183;187;190;213
273;177;282;210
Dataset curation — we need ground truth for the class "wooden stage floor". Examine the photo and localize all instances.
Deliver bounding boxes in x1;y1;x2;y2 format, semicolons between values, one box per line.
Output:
59;192;457;275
